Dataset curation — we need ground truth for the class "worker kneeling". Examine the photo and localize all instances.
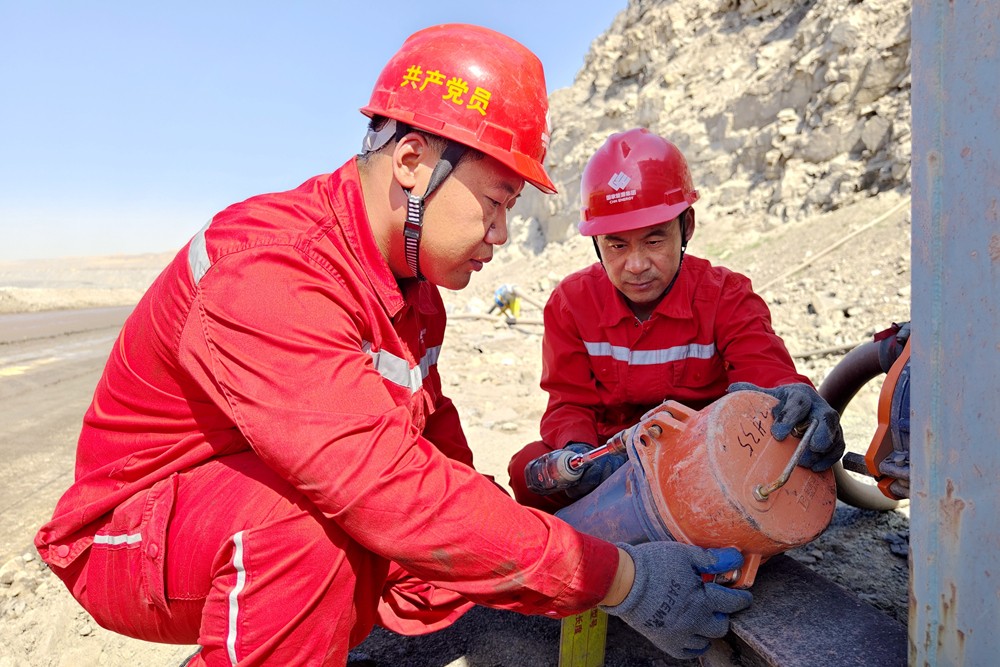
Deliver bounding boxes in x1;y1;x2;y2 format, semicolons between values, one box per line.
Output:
35;29;757;665
509;128;844;516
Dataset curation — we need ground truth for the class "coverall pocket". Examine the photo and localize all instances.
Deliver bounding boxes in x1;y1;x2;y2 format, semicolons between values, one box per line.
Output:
592;357;620;398
97;474;178;613
139;474;178;611
672;356;724;391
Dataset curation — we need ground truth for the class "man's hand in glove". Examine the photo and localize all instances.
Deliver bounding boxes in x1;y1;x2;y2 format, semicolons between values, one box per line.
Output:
727;382;846;471
601;542;752;659
563;442;627;499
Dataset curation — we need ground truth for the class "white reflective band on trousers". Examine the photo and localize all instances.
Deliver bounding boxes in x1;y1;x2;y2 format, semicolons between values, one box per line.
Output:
583;341;717;365
227;531;247;666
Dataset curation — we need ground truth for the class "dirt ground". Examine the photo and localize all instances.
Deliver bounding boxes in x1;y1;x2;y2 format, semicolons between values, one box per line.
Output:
0;190;911;665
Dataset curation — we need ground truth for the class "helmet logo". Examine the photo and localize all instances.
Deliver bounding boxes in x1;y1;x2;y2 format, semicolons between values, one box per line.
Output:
605;171;636;205
608;172;632;191
400;65;492;117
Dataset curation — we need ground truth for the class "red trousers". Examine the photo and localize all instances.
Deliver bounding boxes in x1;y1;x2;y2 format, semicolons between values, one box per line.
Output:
53;452;474;666
507;440;580;513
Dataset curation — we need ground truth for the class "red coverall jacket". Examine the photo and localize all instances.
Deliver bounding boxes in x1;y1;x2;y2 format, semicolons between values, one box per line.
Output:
509;258;810;509
35;160;616;631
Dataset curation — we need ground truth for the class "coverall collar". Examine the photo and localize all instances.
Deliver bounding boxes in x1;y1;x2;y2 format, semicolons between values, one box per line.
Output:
596;259;696;328
336;158;407;318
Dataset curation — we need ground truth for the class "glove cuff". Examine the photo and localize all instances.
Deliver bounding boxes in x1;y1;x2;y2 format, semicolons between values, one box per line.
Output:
598;543;648;615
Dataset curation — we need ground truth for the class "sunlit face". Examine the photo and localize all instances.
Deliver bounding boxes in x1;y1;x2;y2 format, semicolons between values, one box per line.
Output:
596;217;685;319
418;155;524;290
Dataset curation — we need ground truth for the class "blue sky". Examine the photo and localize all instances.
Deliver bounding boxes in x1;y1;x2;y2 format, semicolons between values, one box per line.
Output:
0;2;625;261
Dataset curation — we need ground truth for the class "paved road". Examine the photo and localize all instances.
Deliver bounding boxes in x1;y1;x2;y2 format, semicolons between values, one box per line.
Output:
0;306;675;666
0;306;133;562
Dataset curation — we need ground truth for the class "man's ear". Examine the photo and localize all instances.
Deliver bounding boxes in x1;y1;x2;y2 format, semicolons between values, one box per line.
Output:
682;208;696;244
391;132;432;192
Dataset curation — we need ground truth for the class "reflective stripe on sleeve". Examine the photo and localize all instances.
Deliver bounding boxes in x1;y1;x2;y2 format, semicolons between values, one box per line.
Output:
92;532;143;546
362;341;441;394
188;220;213;285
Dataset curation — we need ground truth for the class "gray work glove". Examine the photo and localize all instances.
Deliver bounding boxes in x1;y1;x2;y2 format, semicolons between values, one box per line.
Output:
727;382;846;471
563;442;627;499
601;542;752;659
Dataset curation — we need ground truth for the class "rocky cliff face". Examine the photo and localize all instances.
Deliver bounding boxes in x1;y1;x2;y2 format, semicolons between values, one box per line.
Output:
515;0;911;249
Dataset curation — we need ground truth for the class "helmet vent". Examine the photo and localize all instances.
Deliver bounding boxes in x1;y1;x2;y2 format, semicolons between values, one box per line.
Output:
620;141;632;159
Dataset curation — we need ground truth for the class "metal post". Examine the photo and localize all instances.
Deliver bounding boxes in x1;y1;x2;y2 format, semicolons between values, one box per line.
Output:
911;1;1000;664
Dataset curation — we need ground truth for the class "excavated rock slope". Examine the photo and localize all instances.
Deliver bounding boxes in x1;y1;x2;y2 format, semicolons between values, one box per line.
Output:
513;0;910;251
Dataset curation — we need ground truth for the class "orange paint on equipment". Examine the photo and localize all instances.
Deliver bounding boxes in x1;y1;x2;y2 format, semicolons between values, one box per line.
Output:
638;393;836;587
556;390;837;588
866;337;911;500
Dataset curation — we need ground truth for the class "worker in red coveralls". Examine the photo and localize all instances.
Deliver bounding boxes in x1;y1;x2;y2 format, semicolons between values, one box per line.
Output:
35;27;757;666
508;128;846;512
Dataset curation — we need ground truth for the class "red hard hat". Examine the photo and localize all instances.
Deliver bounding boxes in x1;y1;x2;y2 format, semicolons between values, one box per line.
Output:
361;24;556;194
579;128;699;236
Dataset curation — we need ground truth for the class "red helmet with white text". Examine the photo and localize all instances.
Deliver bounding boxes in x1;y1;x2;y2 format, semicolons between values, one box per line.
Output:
579;128;698;236
361;23;555;194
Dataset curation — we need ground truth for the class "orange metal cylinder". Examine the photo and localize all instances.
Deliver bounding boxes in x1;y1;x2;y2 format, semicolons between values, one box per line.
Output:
632;392;836;587
556;391;836;588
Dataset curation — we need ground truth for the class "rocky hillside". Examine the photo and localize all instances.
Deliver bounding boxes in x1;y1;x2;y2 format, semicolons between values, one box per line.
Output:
513;0;911;249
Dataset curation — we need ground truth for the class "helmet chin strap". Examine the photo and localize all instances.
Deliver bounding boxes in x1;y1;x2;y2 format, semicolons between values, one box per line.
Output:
402;141;466;280
657;212;689;298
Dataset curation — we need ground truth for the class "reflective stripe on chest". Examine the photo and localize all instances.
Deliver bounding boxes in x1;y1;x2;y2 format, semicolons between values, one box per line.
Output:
583;341;716;365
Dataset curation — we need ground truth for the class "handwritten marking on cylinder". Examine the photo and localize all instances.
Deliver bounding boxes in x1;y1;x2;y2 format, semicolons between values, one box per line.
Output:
798;474;818;510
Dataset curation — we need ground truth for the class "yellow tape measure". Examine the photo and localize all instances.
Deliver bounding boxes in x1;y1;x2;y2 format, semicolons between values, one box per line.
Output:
558;608;607;667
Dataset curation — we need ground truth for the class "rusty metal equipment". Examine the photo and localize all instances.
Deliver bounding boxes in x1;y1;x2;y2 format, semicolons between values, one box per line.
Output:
911;0;1000;661
554;390;836;588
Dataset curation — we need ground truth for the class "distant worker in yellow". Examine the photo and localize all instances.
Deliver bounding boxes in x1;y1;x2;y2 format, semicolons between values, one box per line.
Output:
489;283;522;319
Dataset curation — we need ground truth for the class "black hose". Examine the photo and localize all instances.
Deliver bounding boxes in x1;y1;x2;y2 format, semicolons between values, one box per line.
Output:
819;341;886;413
